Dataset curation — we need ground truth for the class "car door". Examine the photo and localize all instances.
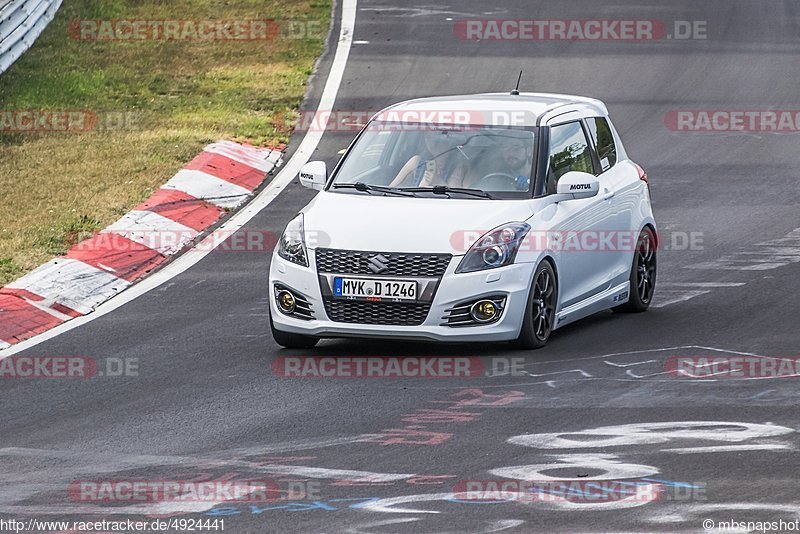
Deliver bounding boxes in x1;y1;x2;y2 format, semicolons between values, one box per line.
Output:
585;116;637;287
542;118;619;309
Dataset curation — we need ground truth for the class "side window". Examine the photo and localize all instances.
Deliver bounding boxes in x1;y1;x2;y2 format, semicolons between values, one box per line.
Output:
586;117;617;173
546;121;593;194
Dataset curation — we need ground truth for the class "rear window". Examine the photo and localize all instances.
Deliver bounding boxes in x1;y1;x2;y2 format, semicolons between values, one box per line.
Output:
586;117;617;172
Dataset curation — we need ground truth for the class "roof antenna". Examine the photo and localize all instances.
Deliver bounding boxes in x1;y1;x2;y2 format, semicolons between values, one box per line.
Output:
510;70;523;95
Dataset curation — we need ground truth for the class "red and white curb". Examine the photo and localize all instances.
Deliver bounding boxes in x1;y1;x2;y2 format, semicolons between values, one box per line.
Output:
0;140;283;348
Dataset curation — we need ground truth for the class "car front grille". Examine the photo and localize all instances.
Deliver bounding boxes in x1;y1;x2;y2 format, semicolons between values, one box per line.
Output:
316;249;451;326
324;300;432;326
315;248;451;277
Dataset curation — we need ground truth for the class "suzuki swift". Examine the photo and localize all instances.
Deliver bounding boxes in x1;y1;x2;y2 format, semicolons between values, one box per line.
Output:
269;92;657;349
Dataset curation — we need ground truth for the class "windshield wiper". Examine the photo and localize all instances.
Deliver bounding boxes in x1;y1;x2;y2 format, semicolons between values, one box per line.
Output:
332;182;416;197
399;185;495;199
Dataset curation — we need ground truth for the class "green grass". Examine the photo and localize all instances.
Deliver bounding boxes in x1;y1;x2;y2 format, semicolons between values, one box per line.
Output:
0;258;22;281
35;214;103;256
0;0;330;284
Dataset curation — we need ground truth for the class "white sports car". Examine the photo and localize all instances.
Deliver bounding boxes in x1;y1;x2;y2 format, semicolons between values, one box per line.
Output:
269;92;656;349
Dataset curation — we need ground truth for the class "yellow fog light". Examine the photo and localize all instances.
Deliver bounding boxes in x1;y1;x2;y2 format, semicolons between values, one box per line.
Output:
277;290;296;314
470;300;498;323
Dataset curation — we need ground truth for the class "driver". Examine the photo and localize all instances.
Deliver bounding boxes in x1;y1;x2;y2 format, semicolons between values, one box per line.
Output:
389;129;466;188
452;132;532;190
499;136;532;190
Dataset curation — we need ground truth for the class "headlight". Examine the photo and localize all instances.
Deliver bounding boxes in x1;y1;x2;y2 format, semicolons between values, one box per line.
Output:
456;222;530;273
278;213;308;267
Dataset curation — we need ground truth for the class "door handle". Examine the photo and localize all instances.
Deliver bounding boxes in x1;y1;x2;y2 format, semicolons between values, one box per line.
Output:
603;189;615;200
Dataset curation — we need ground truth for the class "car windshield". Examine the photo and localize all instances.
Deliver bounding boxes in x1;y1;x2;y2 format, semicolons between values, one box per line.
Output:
330;122;538;199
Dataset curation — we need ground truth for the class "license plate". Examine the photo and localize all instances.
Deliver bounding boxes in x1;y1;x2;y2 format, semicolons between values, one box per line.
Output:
333;277;417;302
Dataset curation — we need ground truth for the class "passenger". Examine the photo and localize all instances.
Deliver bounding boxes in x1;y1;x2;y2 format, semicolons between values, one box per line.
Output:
389;130;466;188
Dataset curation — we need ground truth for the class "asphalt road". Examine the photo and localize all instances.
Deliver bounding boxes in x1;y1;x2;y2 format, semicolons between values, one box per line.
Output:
2;1;800;532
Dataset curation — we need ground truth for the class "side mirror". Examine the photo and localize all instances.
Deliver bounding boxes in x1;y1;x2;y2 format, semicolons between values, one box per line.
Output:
299;161;327;191
555;171;600;200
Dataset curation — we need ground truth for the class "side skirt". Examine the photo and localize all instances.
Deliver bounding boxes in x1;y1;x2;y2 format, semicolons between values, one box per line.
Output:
554;281;630;330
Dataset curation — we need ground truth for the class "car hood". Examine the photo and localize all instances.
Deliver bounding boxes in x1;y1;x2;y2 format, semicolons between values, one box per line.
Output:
302;191;535;254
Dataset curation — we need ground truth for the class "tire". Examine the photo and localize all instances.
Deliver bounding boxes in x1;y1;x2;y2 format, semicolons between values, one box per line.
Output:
613;226;657;313
270;311;319;349
513;260;558;350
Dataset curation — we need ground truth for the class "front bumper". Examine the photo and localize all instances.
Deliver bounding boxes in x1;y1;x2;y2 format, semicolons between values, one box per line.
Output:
269;249;535;342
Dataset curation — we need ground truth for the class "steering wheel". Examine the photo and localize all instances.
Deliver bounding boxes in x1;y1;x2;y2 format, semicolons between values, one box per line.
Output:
476;172;518;191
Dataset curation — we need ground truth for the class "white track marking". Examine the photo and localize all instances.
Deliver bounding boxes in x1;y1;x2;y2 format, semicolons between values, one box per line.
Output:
5;259;129;315
692;345;766;357
0;0;357;357
625;369;685;379
652;289;712;308
521;369;592;378
241;465;412;482
489;453;659;481
604;360;658;368
344;518;421;533
648;503;800;525
661;443;792;454
506;422;794;450
535;345;765;366
487;368;591;378
687;227;800;271
652;282;746;308
363;6;479;17
360;489;655;514
401;346;770;390
481;520;527;532
163;169;252;209
200;434;378;457
102;210;198;255
514;347;692;367
357;492;451;514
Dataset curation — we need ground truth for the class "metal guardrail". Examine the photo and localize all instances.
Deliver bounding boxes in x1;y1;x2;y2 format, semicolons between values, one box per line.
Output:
0;0;62;76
